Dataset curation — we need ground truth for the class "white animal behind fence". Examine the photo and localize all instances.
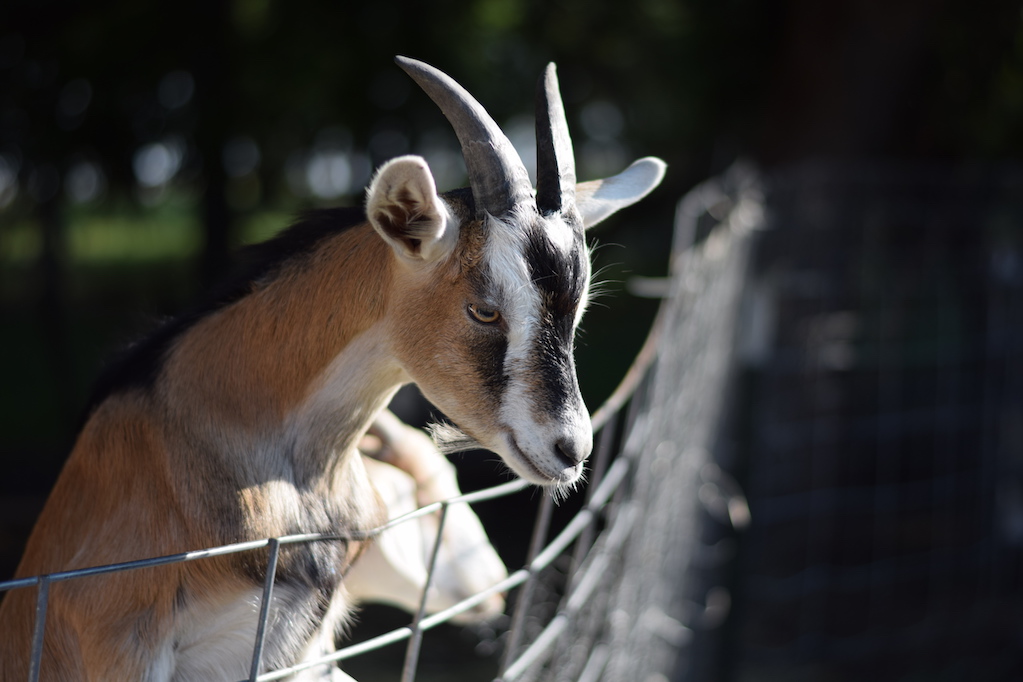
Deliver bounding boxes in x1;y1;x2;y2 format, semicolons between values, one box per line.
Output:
349;410;508;623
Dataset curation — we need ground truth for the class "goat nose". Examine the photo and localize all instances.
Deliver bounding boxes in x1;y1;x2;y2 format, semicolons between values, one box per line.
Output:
554;438;589;467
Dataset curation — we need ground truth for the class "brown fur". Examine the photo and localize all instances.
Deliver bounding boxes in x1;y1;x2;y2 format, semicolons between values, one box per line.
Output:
0;221;406;680
387;219;508;444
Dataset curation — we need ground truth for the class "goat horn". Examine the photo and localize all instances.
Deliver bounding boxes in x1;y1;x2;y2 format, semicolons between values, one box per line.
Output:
535;63;577;216
396;56;533;219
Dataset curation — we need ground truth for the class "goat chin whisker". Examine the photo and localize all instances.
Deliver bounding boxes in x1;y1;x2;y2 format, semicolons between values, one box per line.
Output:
427;422;482;454
550;468;586;504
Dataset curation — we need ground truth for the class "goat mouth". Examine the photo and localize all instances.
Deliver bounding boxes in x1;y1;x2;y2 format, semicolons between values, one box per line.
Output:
505;434;581;486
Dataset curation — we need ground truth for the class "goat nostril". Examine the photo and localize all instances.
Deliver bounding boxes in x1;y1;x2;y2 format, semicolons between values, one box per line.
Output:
554;439;585;467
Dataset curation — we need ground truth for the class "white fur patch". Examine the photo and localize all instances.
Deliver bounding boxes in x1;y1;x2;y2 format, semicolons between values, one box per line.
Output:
163;582;354;681
480;209;592;485
285;324;406;478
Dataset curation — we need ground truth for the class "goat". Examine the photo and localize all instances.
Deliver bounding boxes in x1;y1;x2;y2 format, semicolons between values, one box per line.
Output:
348;410;507;623
0;56;664;680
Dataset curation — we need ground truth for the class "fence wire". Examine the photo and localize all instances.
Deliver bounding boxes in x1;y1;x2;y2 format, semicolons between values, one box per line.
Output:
0;165;764;682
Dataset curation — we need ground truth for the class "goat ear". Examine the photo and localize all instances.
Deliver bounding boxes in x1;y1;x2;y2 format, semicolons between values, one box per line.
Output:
575;157;666;229
367;155;455;263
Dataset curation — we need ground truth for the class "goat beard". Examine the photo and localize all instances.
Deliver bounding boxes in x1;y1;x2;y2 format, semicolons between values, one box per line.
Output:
427;422;482;454
429;420;585;501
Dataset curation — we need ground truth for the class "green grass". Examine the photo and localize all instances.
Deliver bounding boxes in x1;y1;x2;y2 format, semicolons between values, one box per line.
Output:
1;198;294;271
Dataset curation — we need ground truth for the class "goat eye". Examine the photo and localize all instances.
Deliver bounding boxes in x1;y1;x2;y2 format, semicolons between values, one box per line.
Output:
467;303;501;325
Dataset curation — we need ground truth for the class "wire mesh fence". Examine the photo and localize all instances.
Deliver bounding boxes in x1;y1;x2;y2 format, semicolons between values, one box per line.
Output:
0;165;762;682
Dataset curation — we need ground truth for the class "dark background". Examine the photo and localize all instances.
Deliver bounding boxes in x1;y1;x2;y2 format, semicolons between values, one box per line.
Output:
2;0;1022;677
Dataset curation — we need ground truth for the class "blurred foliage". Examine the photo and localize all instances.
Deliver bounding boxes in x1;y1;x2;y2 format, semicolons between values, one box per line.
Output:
2;0;1023;203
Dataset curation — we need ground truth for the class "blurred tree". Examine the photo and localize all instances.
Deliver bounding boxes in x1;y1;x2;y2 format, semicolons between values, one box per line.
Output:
5;0;1023;227
756;0;1023;163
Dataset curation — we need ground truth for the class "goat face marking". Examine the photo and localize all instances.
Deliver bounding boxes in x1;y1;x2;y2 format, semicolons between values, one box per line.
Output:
483;210;592;484
369;58;665;487
377;201;593;486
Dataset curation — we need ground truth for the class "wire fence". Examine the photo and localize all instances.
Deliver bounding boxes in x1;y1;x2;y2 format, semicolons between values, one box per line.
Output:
10;161;1016;682
0;162;764;681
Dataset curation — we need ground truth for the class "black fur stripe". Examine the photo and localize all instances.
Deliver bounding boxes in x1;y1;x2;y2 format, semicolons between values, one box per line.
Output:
522;223;586;414
523;223;586;342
